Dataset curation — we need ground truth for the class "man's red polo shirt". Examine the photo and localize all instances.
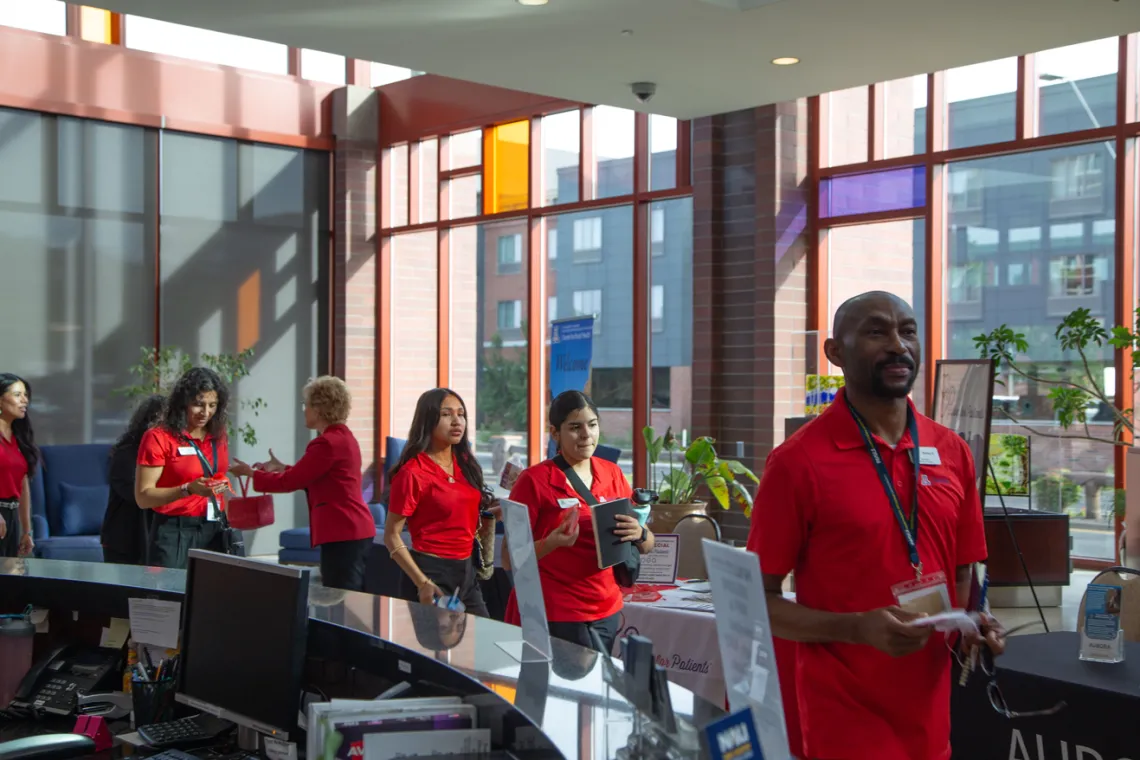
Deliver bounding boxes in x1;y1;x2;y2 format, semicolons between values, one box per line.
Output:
747;388;987;760
387;453;481;560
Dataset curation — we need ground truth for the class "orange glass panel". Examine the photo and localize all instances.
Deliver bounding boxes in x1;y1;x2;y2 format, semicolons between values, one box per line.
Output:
483;120;530;215
79;7;118;44
237;270;261;352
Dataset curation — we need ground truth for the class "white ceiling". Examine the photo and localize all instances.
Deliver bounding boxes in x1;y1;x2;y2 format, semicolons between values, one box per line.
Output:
98;0;1140;119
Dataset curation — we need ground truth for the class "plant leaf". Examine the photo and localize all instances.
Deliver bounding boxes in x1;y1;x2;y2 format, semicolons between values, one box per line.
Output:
705;475;730;509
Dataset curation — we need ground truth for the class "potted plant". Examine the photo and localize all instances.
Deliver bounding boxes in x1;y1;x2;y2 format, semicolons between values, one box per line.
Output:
117;346;267;448
642;426;759;533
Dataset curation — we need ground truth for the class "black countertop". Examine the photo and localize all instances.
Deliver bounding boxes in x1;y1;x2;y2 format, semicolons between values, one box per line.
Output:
0;558;701;760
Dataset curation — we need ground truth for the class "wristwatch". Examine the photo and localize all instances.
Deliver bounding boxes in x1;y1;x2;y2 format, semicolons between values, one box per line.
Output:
180;483;190;497
632;526;648;546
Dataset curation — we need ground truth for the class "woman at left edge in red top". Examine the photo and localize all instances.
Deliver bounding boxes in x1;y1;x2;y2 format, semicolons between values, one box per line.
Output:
0;374;39;558
134;367;232;569
384;388;496;617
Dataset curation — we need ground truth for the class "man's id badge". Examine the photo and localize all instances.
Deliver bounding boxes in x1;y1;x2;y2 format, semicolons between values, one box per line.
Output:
891;571;951;616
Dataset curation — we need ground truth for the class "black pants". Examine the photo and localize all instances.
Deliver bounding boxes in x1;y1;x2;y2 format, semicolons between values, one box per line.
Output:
148;513;223;569
102;546;139;565
399;549;489;618
319;538;372;592
549;611;621;655
0;507;20;558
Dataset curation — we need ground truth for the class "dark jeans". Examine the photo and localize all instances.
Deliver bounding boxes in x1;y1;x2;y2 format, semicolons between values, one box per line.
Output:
0;507;20;558
148;513;223;569
319;538;372;592
399;549;489;618
548;611;621;655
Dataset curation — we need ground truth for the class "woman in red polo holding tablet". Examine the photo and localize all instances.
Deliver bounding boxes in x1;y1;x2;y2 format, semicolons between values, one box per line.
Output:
507;391;654;653
384;388;495;617
134;367;231;569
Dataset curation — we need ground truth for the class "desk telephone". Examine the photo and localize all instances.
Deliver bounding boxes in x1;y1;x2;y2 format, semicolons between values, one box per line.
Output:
9;645;122;716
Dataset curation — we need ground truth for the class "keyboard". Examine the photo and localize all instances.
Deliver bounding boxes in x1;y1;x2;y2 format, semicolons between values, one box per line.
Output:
137;714;234;750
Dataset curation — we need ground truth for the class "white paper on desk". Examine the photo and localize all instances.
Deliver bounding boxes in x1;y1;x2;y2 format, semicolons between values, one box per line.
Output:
363;729;489;760
703;539;790;760
653;600;715;613
639;534;679;584
100;617;131;649
263;737;298;760
128;598;181;649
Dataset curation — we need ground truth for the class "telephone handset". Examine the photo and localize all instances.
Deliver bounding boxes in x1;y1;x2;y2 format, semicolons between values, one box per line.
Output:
10;644;122;716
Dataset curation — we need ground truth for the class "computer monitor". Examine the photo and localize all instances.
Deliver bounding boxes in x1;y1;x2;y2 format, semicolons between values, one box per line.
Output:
176;550;310;740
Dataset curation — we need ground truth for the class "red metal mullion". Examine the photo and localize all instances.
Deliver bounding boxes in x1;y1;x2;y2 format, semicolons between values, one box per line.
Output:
822;207;925;228
923;72;945;415
1016;55;1038;140
632;111;650;488
409;141;421;226
808;95;829;374
153;131;162;354
869;83;885;161
377;145;392;462
1113;35;1137;557
287;47;302;78
438;136;451;222
527;117;546;465
437;227;450;387
580;107;595;202
440;166;481;181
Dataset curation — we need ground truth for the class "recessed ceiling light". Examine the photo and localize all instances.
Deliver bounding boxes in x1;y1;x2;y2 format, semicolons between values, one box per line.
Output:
517;0;549;5
771;56;800;66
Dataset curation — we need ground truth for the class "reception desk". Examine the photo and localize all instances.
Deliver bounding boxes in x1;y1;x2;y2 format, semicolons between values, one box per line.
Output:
0;558;703;760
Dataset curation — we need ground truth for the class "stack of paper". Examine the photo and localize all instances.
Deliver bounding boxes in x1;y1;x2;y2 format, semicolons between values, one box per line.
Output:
306;697;491;760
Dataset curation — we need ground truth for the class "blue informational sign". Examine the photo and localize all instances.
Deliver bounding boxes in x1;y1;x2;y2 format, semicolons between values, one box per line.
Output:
705;709;763;760
549;317;595;399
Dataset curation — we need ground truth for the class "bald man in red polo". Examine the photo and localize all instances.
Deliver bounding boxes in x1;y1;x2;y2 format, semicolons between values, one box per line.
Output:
748;292;1005;760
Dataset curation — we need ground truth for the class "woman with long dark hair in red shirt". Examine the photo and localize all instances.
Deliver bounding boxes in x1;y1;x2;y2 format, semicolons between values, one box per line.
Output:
0;374;39;558
384;388;495;616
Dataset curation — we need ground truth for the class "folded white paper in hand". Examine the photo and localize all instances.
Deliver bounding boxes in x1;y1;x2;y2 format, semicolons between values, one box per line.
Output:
908;609;979;634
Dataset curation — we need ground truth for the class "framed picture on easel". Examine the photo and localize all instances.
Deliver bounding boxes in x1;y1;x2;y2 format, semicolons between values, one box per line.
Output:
932;359;996;499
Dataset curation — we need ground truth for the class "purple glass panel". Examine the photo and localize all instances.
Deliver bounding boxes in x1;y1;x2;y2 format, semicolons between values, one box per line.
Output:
820;165;926;218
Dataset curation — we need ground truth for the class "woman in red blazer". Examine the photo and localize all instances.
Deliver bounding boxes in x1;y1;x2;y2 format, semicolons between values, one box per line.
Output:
231;376;375;591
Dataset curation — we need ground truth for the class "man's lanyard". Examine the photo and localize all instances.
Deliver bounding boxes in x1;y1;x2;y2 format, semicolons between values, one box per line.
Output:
184;436;220;517
846;399;923;579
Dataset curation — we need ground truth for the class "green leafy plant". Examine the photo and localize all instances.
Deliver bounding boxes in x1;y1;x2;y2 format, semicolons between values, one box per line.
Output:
117;346;267;447
1114;488;1127;520
974;307;1137;445
643;426;759;516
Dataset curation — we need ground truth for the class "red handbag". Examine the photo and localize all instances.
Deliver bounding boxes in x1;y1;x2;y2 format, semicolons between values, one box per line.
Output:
225;477;275;530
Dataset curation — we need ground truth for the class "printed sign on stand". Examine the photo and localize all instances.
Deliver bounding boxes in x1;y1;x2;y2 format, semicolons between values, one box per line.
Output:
702;540;789;760
499;499;552;663
1080;584;1124;663
638;534;679;585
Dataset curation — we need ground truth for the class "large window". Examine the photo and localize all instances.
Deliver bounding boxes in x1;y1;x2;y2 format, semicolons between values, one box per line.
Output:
0;109;156;445
945;148;1116;559
649;198;693;471
160;133;329;555
827;219;926;412
451;219;529;487
548;206;633;454
0;0;65;35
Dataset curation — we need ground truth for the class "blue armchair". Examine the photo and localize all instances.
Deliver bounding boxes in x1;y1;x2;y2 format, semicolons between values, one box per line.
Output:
277;436;407;566
31;444;112;562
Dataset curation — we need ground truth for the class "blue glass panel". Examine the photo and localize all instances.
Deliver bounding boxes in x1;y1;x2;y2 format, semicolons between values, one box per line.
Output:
820;165;926;218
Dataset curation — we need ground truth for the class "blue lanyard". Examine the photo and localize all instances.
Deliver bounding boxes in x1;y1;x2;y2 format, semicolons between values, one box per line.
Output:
847;399;923;579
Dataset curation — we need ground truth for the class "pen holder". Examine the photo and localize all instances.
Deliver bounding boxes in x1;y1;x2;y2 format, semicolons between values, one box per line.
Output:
131;678;176;726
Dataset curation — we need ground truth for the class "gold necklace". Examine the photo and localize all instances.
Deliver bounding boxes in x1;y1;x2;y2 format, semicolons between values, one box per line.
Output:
429;451;455;483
